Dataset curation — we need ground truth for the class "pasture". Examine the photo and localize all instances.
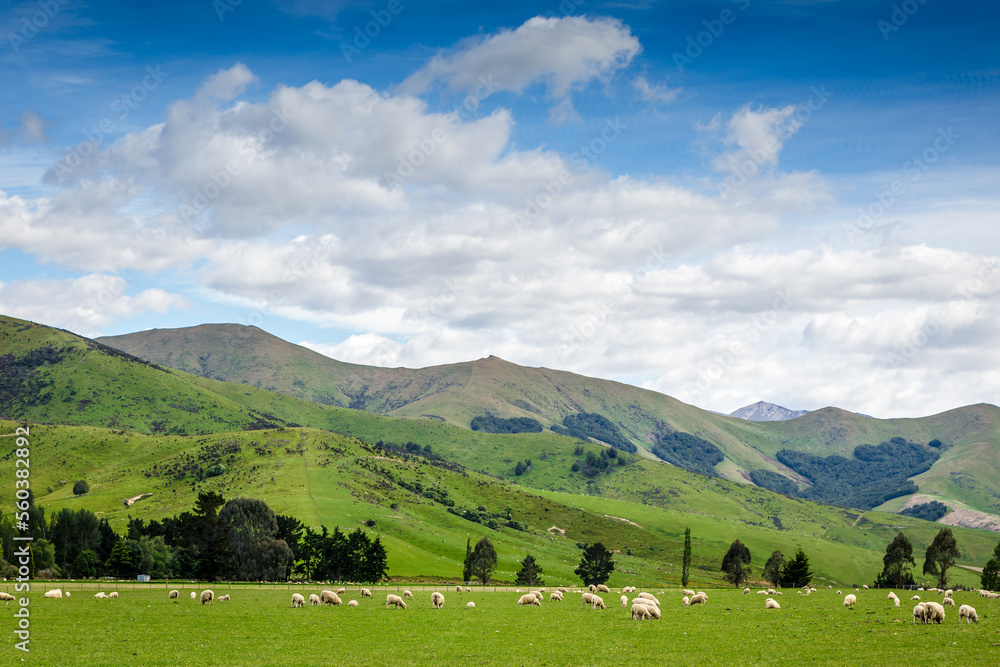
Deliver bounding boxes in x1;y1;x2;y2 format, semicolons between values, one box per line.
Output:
5;584;998;666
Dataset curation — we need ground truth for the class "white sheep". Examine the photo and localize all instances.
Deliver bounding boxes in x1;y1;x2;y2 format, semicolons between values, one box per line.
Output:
0;592;14;604
588;584;597;593
887;591;898;600
768;588;777;595
959;604;978;624
582;592;595;606
361;588;372;598
94;592;107;599
403;590;413;599
911;595;920;600
637;592;659;606
456;585;462;593
43;589;62;599
431;592;445;609
65;592;70;597
348;600;359;607
309;594;320;606
551;592;564;602
466;601;475;608
863;585;869;590
844;594;856;608
942;597;955;606
190;591;196;600
597;584;610;593
558;586;568;593
631;603;652;620
688;592;707;606
944;589;953;597
893;597;900;607
836;590;842;595
913;603;927;624
923;601;945;624
336;587;347;595
646;604;661;619
682;588;695;596
744;588;751;595
169;590;179;599
682;596;690;606
590;595;606;610
756;590;767;595
765;598;781;609
465;587;471;593
201;590;214;605
292;593;306;607
386;594;407;609
518;594;541;606
218;594;230;602
320;590;342;606
620;595;628;607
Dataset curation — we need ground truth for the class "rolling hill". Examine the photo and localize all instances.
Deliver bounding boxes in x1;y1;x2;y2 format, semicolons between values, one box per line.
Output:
95;321;1000;526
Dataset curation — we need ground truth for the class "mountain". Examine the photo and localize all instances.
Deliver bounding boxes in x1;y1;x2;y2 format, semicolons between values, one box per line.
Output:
728;401;810;422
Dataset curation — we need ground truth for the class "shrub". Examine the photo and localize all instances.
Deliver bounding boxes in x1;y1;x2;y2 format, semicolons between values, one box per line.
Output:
72;480;89;495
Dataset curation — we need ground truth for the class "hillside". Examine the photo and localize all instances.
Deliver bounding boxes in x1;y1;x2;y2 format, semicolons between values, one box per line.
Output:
95;321;1000;524
729;401;809;422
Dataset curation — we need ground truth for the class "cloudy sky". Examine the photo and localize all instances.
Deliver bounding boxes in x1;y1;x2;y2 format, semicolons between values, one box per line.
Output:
1;0;998;418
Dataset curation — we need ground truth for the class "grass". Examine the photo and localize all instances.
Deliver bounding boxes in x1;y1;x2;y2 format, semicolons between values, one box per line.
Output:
5;585;997;666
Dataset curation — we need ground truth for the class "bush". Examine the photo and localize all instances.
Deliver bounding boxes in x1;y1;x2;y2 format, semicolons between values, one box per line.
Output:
471;415;543;434
899;501;949;522
550;413;637;453
650;432;724;477
72;480;89;495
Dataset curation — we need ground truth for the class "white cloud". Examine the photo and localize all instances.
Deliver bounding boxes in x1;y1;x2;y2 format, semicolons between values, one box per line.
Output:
632;76;680;105
399;16;641;99
196;63;258;101
300;334;404;367
712;104;799;175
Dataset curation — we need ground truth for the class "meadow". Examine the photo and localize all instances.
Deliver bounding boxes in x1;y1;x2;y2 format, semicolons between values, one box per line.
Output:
4;583;997;666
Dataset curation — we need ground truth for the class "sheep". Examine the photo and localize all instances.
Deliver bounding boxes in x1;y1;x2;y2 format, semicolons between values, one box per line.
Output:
466;601;475;608
386;594;407;609
913;603;927;624
44;589;62;599
682;596;690;606
765;598;781;610
109;591;119;598
863;585;869;590
597;584;610;593
320;590;342;606
682;589;695;596
836;590;842;595
756;590;767;595
218;594;230;602
887;591;898;601
200;590;214;605
688;592;707;606
516;589;522;593
65;592;70;597
582;592;595;606
309;594;320;606
530;591;544;603
551;592;564;602
923;601;945;624
620;595;628;607
768;588;777;595
361;588;372;598
348;600;359;607
431;592;445;609
403;590;413;599
0;592;14;604
518;594;541;606
94;592;107;599
558;586;568;593
844;594;856;608
637;592;659;605
775;592;783;595
631;603;652;620
944;589;953;597
588;584;596;593
942;597;955;607
465;587;471;593
292;593;306;607
590;595;606;610
336;587;347;595
959;604;978;624
190;592;197;600
894;597;900;608
456;585;462;593
911;595;921;600
169;590;179;599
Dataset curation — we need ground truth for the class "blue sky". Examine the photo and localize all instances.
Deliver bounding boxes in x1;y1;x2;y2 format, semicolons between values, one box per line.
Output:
1;0;998;417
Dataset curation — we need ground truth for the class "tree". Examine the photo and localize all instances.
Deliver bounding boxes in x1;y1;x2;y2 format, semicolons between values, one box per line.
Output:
515;554;544;586
981;559;1000;592
681;527;692;588
218;497;292;581
104;537;132;578
72;480;89;496
779;548;812;588
360;536;389;583
574;542;615;586
721;539;751;586
763;550;785;588
468;537;498;585
923;527;960;589
874;532;916;588
32;538;56;573
462;537;474;582
70;550;102;578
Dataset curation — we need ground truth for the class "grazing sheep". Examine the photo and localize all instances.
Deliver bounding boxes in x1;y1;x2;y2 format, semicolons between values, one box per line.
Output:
65;592;70;597
169;590;179;599
201;590;214;605
756;590;767;595
944;589;953;597
551;592;564;602
456;585;462;593
682;589;695;596
558;587;568;593
597;584;610;593
768;588;777;595
765;598;781;610
590;595;606;610
836;590;842;595
43;590;62;599
292;593;306;607
688;592;707;606
582;592;595;606
775;592;783;595
942;597;955;607
466;601;475;608
94;592;107;599
620;595;628;607
386;594;407;609
320;590;342;606
631;603;652;620
431;592;445;609
309;594;320;606
844;594;856;608
887;591;898;600
588;584;597;593
336;587;347;595
218;594;230;602
637;592;659;606
465;587;471;593
403;590;413;599
923;601;945;624
959;604;978;624
913;603;927;624
190;592;197;600
516;589;522;593
0;592;14;604
894;597;900;607
361;588;372;598
863;585;869;590
348;600;359;607
109;591;119;598
911;595;921;600
518;594;541;606
682;596;690;606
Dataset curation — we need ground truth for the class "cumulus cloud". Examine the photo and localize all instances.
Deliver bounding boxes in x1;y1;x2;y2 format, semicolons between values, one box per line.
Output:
196;63;258;101
0;110;51;146
399;16;641;99
712;104;799;175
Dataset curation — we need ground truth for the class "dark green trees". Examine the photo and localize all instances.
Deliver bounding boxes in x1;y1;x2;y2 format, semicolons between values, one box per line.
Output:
721;539;751;586
923;527;960;589
574;542;615;586
72;480;89;496
467;537;498;585
515;554;544;586
681;527;692;588
779;548;812;588
763;550;785;588
875;532;915;588
982;542;1000;591
218;497;293;581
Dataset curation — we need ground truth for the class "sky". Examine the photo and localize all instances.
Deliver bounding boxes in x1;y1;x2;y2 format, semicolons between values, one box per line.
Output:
1;0;998;419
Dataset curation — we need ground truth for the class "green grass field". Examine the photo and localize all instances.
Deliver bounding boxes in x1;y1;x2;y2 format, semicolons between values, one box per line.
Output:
4;584;997;666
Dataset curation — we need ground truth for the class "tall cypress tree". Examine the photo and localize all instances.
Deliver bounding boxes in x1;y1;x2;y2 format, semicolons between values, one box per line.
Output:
681;527;692;587
462;537;474;582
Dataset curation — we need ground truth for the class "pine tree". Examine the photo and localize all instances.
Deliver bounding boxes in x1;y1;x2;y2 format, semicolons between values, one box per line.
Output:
514;554;544;586
779;548;812;588
462;537;473;582
468;537;498;585
681;527;692;587
105;537;132;578
574;543;615;586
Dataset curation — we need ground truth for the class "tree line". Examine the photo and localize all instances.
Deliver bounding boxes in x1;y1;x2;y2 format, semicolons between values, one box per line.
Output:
0;491;387;583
